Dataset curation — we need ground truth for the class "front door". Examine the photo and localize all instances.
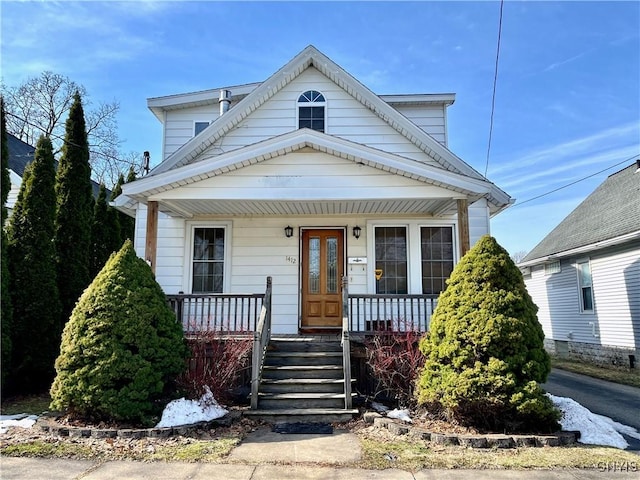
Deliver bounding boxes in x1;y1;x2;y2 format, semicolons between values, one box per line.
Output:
301;229;344;329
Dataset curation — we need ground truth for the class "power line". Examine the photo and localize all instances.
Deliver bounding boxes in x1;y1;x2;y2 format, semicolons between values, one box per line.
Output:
484;0;504;178
512;155;639;208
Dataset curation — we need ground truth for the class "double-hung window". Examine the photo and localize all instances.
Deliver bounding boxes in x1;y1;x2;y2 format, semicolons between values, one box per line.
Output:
298;90;325;132
374;227;408;294
192;227;225;293
577;260;594;312
420;227;454;294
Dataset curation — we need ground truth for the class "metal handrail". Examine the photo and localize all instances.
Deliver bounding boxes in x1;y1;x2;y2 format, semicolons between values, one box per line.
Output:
341;276;352;409
250;276;272;409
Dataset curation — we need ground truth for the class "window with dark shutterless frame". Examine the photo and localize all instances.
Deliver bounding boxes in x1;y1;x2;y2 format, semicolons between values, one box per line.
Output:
192;227;224;293
420;226;454;294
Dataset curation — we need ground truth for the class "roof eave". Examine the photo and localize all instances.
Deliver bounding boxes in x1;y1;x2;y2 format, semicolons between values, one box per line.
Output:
518;230;640;266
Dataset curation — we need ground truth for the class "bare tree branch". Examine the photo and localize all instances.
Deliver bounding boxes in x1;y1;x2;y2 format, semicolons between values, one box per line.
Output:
1;72;131;185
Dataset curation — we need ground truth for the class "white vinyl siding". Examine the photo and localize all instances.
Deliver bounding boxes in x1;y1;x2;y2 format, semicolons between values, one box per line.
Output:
468;198;490;246
200;68;443;167
393;104;448;145
151;151;458;203
524;243;640;349
590;246;639;348
164;105;219;159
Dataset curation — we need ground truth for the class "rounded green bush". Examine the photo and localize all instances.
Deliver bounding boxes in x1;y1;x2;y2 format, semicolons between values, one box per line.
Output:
50;240;188;425
416;235;560;433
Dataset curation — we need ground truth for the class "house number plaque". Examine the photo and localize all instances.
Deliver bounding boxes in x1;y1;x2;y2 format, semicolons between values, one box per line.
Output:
286;256;297;265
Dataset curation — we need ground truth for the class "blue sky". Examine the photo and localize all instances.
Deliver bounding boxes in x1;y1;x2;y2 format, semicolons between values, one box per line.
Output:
2;1;639;255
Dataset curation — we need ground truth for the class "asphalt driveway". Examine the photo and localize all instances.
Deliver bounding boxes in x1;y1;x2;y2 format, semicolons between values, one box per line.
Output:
542;368;640;450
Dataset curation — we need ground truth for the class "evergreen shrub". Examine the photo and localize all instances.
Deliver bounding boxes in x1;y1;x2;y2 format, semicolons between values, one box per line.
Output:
416;235;560;433
50;240;189;425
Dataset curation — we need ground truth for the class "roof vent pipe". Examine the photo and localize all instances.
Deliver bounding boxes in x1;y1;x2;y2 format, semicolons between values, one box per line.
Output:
219;89;231;116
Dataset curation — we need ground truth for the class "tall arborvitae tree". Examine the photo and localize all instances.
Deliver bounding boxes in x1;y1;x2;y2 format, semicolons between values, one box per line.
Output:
6;136;61;393
111;167;136;242
90;184;121;278
1;97;13;390
54;92;93;328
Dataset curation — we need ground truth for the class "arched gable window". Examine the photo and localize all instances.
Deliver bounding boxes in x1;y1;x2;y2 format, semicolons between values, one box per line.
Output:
298;90;325;132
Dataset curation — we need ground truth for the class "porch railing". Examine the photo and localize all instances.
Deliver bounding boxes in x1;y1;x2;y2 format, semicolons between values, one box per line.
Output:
250;276;272;409
341;276;352;409
167;292;265;334
347;294;438;332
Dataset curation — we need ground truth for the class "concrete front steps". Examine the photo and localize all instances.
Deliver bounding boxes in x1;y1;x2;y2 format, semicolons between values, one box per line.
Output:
245;337;358;423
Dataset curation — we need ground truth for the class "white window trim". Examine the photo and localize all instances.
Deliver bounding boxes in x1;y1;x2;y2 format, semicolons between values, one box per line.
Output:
366;219;458;294
545;260;561;275
296;90;327;133
576;257;595;314
183;220;232;293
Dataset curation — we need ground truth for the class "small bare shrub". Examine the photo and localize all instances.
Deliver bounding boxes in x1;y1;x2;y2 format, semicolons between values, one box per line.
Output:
177;323;252;405
365;320;426;408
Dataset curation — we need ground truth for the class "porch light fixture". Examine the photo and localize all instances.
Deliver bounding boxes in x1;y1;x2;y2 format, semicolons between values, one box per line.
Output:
352;225;361;239
284;225;294;238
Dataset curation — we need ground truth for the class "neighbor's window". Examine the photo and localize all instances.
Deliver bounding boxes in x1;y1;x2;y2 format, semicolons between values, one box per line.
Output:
374;226;407;294
577;260;594;312
298;90;325;132
194;121;209;136
192;227;225;293
420;226;454;294
545;260;561;275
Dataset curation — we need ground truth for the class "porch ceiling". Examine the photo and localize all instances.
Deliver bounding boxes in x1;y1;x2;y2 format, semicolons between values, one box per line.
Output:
157;197;465;217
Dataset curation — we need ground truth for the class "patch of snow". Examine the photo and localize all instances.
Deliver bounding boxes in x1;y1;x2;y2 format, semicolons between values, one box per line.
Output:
371;401;389;413
387;408;412;423
155;386;228;428
548;394;640;449
0;414;38;434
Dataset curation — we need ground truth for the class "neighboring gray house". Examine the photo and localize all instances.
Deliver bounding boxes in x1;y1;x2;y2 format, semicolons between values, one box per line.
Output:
5;133;36;217
519;161;640;369
6;133;107;217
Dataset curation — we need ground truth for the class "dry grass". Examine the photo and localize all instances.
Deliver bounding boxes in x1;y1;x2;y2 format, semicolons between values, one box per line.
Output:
551;357;640;388
1;394;52;416
357;431;640;471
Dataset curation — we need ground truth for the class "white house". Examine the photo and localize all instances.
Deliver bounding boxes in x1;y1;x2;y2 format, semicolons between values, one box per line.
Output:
114;45;513;336
519;162;640;370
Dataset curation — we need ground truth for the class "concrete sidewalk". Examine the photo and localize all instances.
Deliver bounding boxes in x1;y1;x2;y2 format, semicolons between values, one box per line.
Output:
2;457;638;479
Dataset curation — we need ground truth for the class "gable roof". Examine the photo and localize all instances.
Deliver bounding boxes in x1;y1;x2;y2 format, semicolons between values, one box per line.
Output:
522;161;640;264
116;128;512;218
7;133;36;176
149;45;483;181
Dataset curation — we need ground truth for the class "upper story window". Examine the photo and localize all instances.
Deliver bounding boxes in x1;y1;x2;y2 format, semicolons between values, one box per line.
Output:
194;121;209;136
298;90;325;132
545;260;561;275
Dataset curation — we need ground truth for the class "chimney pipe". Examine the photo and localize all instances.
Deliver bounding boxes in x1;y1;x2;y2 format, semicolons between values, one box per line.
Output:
219;89;231;116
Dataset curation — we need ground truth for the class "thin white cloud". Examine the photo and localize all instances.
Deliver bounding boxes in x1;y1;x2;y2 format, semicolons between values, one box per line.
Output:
491;122;640;177
543;50;591;72
498;143;639;192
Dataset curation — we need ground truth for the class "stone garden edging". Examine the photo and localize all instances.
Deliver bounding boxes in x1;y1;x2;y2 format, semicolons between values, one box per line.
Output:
36;410;242;439
364;412;580;448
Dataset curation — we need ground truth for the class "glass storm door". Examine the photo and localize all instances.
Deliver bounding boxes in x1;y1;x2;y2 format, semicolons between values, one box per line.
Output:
301;229;344;328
